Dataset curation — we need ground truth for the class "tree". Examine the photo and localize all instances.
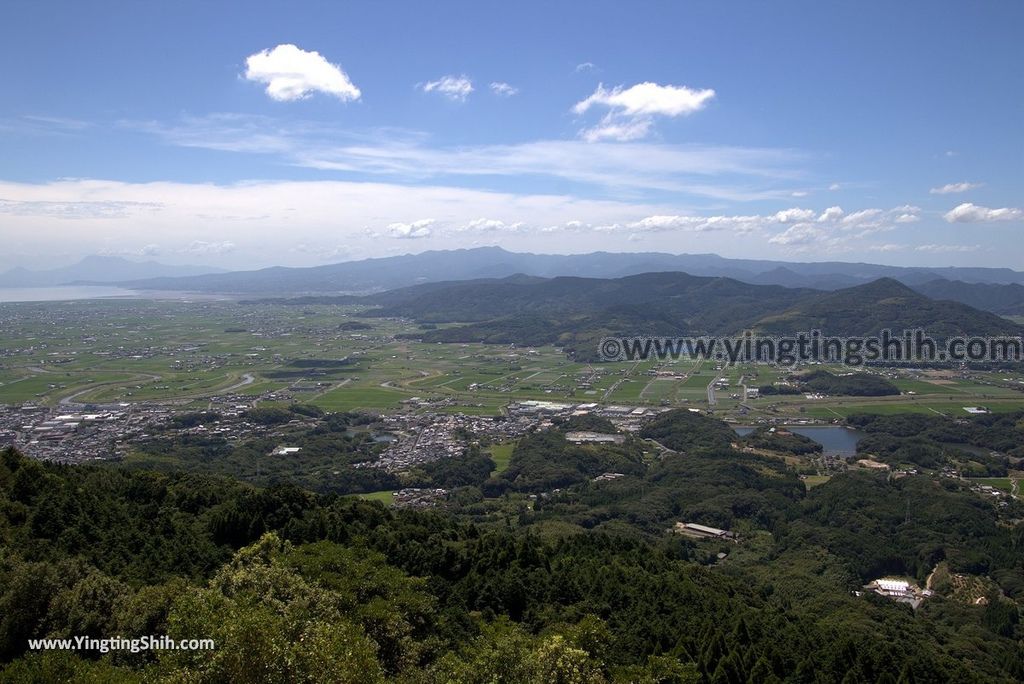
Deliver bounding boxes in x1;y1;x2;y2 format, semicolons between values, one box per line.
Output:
157;534;384;683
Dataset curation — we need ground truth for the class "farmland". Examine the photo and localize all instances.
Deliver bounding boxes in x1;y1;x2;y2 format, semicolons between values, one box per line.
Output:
2;298;1024;422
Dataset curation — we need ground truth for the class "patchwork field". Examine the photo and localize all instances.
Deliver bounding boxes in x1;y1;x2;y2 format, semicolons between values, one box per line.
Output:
2;298;1023;421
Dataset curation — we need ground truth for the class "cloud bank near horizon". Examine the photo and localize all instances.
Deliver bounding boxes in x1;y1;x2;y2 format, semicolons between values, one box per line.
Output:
1;177;1013;271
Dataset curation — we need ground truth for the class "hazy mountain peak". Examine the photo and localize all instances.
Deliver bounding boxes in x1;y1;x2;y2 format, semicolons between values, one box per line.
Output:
0;255;229;288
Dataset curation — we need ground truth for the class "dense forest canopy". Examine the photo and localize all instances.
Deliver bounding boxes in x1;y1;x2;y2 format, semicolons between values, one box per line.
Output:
2;400;1023;683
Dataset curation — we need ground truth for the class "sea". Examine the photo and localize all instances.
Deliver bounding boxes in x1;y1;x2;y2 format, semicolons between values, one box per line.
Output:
0;287;234;303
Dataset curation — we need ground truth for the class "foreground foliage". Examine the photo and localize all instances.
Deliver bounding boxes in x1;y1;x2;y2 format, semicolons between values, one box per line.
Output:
1;438;1022;682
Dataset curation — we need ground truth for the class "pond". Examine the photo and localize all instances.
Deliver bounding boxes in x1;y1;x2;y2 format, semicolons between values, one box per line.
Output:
734;425;864;456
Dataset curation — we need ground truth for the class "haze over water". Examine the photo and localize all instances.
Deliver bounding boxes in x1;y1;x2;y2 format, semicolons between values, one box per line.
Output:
0;286;138;303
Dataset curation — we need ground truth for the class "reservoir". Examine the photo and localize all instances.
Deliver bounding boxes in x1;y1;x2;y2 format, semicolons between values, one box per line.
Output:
734;425;864;456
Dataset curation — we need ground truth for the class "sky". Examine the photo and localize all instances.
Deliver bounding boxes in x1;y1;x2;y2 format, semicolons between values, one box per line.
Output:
0;0;1021;272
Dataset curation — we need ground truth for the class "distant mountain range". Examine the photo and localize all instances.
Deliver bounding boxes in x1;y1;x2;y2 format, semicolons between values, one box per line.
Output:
0;256;227;288
92;247;1024;316
103;246;1024;292
354;273;1023;359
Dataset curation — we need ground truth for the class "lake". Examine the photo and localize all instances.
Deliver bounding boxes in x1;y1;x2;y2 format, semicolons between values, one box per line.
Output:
734;425;864;456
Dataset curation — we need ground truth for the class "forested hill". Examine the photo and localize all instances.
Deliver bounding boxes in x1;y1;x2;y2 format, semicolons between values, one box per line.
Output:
912;278;1024;316
370;271;813;330
754;278;1023;337
1;438;1023;682
356;273;1022;354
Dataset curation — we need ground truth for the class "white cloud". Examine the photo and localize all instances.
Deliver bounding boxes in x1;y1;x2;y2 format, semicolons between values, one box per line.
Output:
459;218;523;232
185;240;236;255
930;181;982;195
628;214;763;234
387;219;434;239
827;206;918;237
828;183;841;191
944;203;1023;223
817;206;844;222
0;177;1005;270
615;205;920;247
244;44;360;102
575;62;596;73
769;223;823;246
574;82;716;118
573;82;715;142
490;82;518;97
773;208;816;223
421;75;473;102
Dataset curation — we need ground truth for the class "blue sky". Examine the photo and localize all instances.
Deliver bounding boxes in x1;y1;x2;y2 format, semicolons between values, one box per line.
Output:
0;0;1021;270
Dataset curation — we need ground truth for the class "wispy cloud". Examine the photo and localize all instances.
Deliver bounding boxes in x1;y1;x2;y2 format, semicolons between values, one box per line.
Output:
489;82;518;97
929;181;982;194
98;243;162;257
916;243;980;253
289;243;353;262
244;44;361;102
126;113;805;203
421;75;473;102
0;197;161;219
0;114;93;134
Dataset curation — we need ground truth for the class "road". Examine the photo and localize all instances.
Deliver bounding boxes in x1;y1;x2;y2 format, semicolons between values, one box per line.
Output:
707;373;721;406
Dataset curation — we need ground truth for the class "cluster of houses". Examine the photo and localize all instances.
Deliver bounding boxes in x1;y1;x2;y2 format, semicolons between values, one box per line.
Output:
364;412;533;473
392;487;448;508
0;404;159;463
0;393;324;463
